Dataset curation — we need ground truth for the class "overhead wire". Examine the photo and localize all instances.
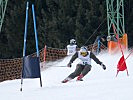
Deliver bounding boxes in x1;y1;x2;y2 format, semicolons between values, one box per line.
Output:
84;17;107;46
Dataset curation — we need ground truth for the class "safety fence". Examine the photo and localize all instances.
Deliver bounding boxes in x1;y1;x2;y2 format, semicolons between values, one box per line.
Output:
0;46;67;82
0;44;101;82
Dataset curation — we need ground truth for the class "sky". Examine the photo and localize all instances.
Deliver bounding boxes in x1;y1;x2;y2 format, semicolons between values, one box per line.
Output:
0;51;133;100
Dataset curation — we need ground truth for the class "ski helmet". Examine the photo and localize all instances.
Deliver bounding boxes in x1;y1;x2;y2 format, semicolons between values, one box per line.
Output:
107;35;111;41
70;39;76;45
80;46;88;56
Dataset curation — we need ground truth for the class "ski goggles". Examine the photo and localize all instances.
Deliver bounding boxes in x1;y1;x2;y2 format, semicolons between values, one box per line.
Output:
80;52;87;56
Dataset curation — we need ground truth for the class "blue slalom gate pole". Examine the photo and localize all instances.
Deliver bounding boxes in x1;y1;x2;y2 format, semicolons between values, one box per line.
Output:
32;4;42;87
21;2;29;91
23;2;29;57
32;4;39;57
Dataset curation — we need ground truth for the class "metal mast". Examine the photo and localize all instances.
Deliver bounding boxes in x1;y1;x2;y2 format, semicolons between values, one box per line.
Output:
106;0;125;38
0;0;8;32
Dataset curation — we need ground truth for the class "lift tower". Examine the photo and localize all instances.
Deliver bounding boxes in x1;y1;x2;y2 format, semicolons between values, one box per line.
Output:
0;0;8;32
106;0;128;53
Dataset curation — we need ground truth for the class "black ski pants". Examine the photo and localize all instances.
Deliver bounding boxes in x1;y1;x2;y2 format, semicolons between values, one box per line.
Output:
68;64;92;79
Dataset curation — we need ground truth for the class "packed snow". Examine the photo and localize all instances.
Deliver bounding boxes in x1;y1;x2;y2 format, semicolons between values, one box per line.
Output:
0;51;133;100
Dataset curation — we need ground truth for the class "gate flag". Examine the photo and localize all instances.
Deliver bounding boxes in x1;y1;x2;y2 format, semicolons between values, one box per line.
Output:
20;2;42;91
117;55;127;71
112;24;129;77
116;55;129;77
22;56;41;78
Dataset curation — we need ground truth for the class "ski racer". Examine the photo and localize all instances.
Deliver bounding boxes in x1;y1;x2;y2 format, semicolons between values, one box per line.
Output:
66;39;78;56
62;46;106;83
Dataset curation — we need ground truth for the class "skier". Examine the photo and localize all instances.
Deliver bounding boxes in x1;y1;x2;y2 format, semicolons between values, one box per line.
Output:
62;46;106;83
66;39;78;56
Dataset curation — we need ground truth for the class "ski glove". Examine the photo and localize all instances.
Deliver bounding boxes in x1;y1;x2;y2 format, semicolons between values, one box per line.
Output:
101;63;106;70
67;63;72;67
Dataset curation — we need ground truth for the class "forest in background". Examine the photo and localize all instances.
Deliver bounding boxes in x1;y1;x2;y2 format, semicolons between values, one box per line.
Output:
0;0;133;59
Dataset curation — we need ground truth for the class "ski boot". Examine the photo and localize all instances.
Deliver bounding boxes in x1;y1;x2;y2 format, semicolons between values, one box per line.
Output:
62;77;72;83
77;74;83;81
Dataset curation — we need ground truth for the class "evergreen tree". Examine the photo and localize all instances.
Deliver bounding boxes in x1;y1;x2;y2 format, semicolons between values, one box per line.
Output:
0;0;132;58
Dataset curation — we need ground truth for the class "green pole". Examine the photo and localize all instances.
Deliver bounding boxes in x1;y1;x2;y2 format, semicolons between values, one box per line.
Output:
117;0;119;38
0;0;8;32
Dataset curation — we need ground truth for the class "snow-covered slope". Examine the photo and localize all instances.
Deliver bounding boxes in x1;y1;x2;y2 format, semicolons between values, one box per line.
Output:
0;51;133;100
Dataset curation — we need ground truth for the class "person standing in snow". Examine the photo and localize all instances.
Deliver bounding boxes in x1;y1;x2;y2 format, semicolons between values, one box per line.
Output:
66;39;78;56
62;46;106;83
95;35;107;54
